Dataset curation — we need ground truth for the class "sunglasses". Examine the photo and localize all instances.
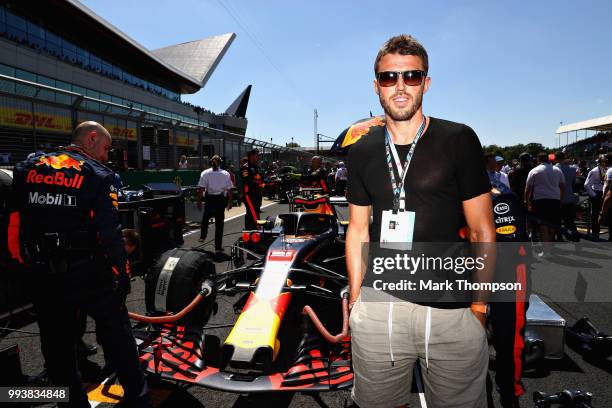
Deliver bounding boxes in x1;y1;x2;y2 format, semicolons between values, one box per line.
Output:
376;70;426;87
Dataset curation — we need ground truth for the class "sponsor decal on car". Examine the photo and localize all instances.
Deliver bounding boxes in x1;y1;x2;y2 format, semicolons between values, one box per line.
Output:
283;237;306;243
26;170;84;189
268;250;296;262
28;191;76;206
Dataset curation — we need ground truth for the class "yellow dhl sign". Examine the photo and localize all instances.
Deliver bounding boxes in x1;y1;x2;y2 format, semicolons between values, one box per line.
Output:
0;107;71;132
496;225;517;235
175;134;197;147
108;126;137;141
1;107;194;146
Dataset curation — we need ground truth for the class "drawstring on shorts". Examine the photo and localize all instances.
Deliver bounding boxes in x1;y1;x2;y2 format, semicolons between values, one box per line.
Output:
388;301;395;366
425;306;431;370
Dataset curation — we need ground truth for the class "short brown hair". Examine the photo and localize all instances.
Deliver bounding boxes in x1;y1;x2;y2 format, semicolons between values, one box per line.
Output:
122;228;140;247
374;35;429;74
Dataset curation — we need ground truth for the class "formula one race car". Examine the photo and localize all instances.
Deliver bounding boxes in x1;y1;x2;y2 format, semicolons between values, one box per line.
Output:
130;190;352;393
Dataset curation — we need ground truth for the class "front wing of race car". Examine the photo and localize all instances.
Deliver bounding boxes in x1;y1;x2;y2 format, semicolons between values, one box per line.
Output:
136;323;352;392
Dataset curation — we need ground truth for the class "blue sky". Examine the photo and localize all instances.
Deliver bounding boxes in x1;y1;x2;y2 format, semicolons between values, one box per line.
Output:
82;0;612;148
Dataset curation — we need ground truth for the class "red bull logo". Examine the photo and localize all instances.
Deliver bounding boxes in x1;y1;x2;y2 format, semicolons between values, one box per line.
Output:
26;170;84;189
341;116;385;148
36;154;84;171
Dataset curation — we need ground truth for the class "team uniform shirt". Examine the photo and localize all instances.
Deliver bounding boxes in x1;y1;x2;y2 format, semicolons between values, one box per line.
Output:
241;163;265;196
198;168;233;196
8;146;127;297
584;166;606;197
335;167;348;181
526;163;565;201
347;117;491;243
301;167;329;193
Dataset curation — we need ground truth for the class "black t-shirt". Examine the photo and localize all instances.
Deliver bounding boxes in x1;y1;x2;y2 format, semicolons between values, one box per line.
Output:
508;165;531;199
347;117;490;242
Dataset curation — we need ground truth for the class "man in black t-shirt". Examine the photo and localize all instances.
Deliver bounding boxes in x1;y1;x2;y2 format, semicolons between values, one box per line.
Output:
346;35;495;408
508;152;533;207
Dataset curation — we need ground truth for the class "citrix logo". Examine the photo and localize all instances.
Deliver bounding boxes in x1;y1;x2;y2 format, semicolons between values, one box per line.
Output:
28;191;76;206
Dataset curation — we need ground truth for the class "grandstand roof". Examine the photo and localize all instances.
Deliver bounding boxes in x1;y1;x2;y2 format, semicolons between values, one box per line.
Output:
556;115;612;134
152;34;235;90
224;85;252;118
13;0;235;94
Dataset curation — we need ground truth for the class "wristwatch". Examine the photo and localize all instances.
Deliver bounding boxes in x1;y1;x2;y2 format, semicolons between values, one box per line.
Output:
470;303;488;315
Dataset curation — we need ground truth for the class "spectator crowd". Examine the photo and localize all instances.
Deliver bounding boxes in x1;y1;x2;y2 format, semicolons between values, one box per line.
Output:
487;150;612;244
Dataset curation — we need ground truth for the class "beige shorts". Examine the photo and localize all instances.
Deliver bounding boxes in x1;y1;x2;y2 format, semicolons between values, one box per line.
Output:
350;297;488;408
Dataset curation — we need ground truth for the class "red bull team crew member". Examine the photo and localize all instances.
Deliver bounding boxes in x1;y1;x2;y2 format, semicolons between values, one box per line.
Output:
489;192;530;408
300;155;329;194
241;149;265;230
299;156;334;215
8;121;148;408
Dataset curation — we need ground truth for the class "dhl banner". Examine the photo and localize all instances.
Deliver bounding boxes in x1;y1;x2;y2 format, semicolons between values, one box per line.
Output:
108;125;137;141
0;104;192;146
0;106;72;133
175;133;197;147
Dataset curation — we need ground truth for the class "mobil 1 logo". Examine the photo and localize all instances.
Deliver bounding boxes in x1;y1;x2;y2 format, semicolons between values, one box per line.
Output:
28;191;77;207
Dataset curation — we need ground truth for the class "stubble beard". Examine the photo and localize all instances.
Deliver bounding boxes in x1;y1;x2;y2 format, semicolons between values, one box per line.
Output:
379;87;424;122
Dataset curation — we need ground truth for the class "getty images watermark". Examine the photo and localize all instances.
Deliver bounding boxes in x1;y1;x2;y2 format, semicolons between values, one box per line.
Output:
360;242;612;303
371;252;521;293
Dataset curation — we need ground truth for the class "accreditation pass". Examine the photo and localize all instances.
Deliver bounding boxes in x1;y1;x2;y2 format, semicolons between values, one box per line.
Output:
0;387;69;403
380;209;415;249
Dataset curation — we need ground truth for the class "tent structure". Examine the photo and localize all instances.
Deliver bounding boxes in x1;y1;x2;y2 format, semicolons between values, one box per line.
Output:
555;115;612;148
556;115;612;134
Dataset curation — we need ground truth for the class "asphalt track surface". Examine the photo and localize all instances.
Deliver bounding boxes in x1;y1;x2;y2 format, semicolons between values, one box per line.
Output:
2;202;612;407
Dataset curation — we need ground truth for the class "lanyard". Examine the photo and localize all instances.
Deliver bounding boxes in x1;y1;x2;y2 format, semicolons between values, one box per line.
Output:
385;117;427;211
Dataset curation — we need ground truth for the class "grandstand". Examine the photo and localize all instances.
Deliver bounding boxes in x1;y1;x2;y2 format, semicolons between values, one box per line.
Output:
0;0;307;169
555;115;612;161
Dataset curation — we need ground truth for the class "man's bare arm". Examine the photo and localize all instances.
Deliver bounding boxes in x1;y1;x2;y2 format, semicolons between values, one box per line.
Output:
346;203;370;307
464;192;496;243
463;192;496;325
226;189;233;210
197;186;205;209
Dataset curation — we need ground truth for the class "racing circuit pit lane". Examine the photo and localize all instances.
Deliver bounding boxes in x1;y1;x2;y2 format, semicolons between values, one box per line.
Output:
3;203;612;407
